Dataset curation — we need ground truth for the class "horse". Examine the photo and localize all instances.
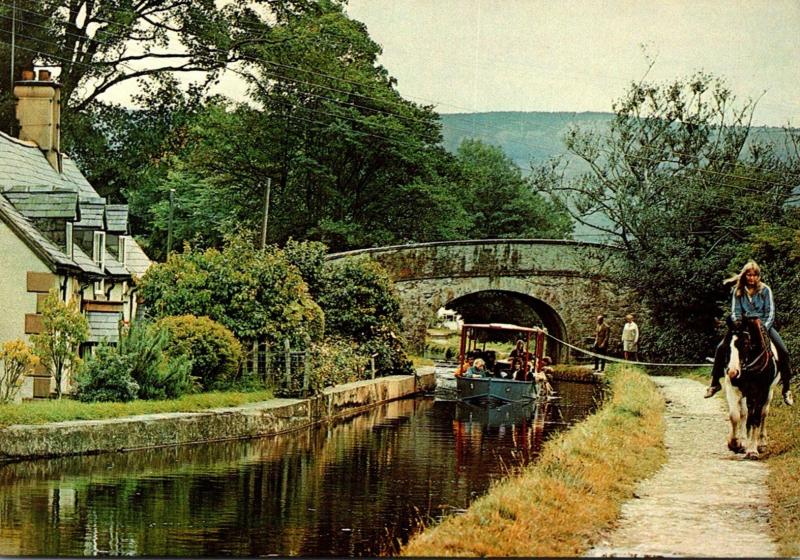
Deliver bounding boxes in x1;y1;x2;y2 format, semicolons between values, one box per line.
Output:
722;315;780;459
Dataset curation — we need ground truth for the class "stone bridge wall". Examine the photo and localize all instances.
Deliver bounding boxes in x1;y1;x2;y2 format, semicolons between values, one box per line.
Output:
329;240;649;361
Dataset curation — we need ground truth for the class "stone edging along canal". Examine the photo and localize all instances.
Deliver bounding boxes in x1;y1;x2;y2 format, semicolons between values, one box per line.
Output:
0;370;436;462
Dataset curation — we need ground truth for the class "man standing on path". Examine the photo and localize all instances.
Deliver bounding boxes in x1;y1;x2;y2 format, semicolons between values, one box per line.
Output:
594;314;610;372
622;314;639;362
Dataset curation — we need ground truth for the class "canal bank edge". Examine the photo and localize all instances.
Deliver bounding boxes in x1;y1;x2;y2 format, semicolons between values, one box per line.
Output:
0;369;436;461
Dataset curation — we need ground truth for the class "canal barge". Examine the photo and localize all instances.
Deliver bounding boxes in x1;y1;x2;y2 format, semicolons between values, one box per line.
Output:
455;323;547;403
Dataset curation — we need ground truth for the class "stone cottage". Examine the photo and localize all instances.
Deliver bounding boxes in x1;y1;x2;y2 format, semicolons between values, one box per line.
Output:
0;69;152;400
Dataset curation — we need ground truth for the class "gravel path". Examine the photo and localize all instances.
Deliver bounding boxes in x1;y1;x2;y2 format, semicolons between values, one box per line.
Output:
587;376;778;558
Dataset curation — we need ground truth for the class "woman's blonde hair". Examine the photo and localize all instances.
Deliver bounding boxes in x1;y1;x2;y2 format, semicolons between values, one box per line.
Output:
724;260;764;297
473;358;485;368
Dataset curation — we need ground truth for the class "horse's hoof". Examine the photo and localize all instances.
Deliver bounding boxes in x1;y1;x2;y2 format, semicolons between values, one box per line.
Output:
757;445;767;453
728;441;744;453
745;451;760;460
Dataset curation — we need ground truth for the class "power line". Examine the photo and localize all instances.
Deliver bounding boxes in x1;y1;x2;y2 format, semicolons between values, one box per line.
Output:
5;1;800;182
2;13;799;191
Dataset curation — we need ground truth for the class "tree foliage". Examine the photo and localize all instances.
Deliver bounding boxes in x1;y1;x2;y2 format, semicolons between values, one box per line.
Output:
31;290;89;398
137;233;324;344
0;339;39;403
540;72;800;359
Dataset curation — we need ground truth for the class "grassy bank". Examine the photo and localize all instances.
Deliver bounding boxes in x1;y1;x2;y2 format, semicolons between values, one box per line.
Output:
0;390;273;429
765;388;800;556
401;365;666;557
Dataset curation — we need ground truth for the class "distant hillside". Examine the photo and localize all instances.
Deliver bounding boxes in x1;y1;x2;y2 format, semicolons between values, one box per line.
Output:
440;111;611;174
439;111;794;241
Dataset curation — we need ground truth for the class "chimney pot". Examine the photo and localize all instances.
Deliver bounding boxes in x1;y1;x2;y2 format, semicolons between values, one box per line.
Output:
21;69;35;81
37;69;52;81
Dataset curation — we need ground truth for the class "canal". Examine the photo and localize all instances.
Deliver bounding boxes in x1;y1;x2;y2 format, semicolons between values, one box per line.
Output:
0;379;602;556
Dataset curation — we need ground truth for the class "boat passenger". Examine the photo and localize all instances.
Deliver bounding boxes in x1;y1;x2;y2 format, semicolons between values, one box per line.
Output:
465;358;489;378
454;355;475;377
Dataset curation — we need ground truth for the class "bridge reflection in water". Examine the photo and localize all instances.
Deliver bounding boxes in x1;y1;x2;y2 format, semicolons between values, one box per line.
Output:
0;380;602;557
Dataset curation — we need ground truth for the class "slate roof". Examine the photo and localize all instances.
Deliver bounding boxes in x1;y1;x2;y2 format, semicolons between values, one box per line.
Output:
105;204;129;233
0;130;151;279
0;195;80;274
71;243;105;277
0;132;92;197
75;198;105;228
86;311;122;343
124;236;152;278
2;186;78;219
105;252;131;278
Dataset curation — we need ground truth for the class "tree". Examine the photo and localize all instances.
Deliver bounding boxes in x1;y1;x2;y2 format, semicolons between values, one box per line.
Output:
540;72;799;359
31;290;89;398
455;139;572;239
137;233;324;345
0;339;39;403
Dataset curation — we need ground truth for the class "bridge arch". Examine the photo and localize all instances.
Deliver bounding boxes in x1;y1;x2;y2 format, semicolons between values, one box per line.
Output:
328;239;646;362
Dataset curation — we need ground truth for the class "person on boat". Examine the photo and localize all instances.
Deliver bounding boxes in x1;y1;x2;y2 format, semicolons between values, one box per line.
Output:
454;355;475;377
465;358;489;377
509;339;531;376
704;260;794;406
535;356;555;394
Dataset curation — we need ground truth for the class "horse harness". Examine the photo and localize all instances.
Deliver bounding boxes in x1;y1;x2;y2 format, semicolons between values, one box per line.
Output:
739;319;774;375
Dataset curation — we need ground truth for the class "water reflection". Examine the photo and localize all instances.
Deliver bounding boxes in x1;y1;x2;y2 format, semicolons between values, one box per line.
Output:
0;380;601;557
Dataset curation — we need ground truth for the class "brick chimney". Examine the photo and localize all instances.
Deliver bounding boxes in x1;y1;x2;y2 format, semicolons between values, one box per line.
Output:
14;69;62;173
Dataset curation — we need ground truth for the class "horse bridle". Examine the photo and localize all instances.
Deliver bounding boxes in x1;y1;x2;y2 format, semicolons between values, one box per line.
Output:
738;318;773;374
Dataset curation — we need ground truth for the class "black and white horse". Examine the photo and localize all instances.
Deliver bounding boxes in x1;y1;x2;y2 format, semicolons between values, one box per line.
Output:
723;316;780;459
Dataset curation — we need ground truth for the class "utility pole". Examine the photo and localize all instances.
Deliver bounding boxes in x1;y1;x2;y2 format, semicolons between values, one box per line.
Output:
9;0;15;135
167;188;175;256
260;177;272;250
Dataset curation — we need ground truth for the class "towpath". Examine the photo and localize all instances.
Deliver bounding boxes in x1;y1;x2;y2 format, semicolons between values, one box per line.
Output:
587;376;778;557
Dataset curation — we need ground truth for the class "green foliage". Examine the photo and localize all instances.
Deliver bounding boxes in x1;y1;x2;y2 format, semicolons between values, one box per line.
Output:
455;139;573;239
76;344;140;403
118;322;195;400
31;291;90;399
317;257;402;342
283;239;329;297
307;338;371;391
540;72;800;360
0;340;39;404
156;315;243;391
316;257;411;375
138;234;324;344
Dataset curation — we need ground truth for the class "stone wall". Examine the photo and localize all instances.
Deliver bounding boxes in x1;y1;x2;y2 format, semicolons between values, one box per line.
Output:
329;240;650;361
0;371;436;461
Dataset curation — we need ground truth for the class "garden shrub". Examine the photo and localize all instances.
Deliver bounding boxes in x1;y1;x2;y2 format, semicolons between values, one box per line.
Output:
0;339;39;403
119;322;195;400
315;256;411;376
308;338;371;391
157;315;243;390
76;344;139;402
138;234;324;345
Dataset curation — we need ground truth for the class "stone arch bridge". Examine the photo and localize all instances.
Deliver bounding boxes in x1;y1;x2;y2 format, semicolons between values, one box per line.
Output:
328;239;645;363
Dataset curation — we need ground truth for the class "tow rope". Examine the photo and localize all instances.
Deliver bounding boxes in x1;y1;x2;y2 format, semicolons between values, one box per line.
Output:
542;331;711;368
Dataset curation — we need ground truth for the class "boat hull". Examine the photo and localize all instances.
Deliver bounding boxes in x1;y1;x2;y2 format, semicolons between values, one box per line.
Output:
456;376;538;403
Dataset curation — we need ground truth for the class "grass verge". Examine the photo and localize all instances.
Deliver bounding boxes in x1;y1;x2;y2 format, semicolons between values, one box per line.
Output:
764;387;800;557
401;364;666;557
0;390;273;429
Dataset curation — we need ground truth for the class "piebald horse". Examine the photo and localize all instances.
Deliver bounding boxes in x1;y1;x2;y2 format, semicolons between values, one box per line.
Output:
723;316;780;459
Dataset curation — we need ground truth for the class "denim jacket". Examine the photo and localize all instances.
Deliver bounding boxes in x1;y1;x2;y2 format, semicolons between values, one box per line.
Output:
731;284;775;330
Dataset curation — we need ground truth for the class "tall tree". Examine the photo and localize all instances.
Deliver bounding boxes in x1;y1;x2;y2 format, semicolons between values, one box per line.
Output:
540;72;799;359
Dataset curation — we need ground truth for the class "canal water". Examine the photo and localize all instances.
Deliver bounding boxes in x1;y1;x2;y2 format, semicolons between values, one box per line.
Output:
0;379;602;557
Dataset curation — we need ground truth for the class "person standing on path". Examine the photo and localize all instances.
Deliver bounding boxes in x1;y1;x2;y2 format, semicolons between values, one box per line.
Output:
594;314;610;372
621;314;639;362
704;260;794;406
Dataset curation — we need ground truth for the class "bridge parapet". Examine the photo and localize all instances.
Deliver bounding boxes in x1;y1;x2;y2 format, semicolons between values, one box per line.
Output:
329;240;647;361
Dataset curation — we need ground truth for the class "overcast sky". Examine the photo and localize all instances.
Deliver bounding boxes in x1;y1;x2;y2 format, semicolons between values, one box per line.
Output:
343;0;800;127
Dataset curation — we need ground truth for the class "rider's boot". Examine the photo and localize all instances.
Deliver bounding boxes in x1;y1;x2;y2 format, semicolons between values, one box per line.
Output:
704;383;722;398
